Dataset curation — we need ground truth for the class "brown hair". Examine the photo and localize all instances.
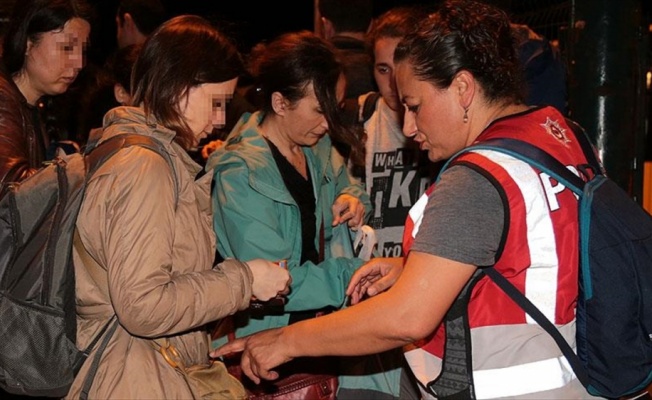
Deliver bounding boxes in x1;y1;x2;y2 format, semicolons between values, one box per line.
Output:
248;30;365;166
131;15;243;149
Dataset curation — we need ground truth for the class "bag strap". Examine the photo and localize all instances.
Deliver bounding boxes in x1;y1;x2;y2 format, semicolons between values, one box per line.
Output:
428;271;482;399
450;134;595;387
564;118;604;174
79;317;120;400
84;134;180;207
483;267;590;387
340;91;381;127
75;135;178;398
440;118;602;194
73;228;120;399
360;92;381;123
462;138;587;194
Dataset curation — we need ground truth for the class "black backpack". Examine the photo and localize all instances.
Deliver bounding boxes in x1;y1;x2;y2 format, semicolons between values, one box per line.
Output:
0;134;176;397
438;126;652;399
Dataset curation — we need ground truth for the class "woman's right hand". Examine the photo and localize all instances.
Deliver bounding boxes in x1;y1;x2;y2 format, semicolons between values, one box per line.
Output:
246;259;291;301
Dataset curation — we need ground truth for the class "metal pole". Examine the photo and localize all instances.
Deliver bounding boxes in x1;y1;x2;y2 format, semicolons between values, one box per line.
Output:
568;0;647;202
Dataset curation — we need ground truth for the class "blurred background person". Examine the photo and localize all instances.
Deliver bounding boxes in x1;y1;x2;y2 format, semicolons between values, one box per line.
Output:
512;22;568;115
58;0;167;148
0;0;91;196
318;0;377;99
115;0;166;49
74;43;142;146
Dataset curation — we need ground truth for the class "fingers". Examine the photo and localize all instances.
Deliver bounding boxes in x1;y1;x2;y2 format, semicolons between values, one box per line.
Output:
201;146;210;160
331;195;365;227
201;140;224;160
240;354;260;385
250;362;279;382
248;259;291;301
210;339;245;359
210;339;275;384
346;205;365;228
346;263;382;304
366;262;403;296
346;258;404;301
346;269;363;296
280;273;292;295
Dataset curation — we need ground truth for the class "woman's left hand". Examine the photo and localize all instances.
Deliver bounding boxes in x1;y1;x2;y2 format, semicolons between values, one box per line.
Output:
331;194;365;228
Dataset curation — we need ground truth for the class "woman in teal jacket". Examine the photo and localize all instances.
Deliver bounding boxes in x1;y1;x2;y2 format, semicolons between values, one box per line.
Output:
206;31;371;342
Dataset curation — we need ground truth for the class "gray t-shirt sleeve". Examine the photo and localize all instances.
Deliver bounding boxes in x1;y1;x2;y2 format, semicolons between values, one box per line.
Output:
411;164;504;266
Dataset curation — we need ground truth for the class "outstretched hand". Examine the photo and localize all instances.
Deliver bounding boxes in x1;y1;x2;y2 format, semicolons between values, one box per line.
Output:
210;328;292;384
346;257;404;304
331;194;365;228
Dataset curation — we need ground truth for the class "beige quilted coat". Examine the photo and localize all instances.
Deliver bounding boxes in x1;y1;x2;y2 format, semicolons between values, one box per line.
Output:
66;107;251;399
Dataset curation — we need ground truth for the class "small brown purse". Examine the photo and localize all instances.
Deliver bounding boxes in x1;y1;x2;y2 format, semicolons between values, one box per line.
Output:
215;318;338;400
153;338;248;399
226;357;338;400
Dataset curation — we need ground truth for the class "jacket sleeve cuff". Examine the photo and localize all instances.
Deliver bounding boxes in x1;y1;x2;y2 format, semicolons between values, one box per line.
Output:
214;258;253;311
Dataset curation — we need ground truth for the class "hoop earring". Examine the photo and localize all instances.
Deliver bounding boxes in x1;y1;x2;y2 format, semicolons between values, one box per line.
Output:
463;107;469;123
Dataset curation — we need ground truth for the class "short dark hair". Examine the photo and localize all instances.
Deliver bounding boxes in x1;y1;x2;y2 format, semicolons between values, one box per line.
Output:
2;0;92;75
248;30;364;165
117;0;166;36
394;0;525;105
318;0;372;33
131;15;243;150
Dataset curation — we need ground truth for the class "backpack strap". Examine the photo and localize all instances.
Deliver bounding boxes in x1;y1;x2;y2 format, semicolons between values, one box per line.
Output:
427;271;483;399
74;135;179;397
564;118;604;175
340;92;381;126
84;134;179;207
360;92;381;123
73;228;120;399
483;267;590;387
458;138;587;196
79;317;120;400
447;138;593;387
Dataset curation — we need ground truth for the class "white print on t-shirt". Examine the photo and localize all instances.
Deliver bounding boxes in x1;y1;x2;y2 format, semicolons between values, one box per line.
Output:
368;147;431;257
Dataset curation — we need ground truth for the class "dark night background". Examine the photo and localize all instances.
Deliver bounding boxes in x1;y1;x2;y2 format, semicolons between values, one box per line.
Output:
84;0;438;66
0;0;572;66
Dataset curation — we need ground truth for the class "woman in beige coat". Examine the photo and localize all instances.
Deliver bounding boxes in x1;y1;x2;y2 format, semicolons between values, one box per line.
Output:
66;15;290;399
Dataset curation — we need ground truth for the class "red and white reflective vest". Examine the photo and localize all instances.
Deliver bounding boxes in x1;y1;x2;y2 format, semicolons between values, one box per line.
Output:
402;107;594;399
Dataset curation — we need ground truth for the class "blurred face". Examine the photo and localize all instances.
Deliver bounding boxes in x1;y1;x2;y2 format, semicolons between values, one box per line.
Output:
396;61;468;162
282;75;346;147
20;17;90;104
180;78;238;146
373;36;402;112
